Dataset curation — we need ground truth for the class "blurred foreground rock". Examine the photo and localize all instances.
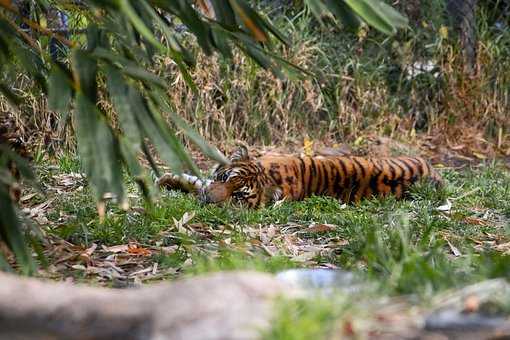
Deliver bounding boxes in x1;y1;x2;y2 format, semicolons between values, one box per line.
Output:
1;270;510;340
0;271;287;340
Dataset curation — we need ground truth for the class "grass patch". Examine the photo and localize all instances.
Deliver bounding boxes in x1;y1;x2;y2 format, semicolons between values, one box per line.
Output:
40;161;510;296
264;298;342;340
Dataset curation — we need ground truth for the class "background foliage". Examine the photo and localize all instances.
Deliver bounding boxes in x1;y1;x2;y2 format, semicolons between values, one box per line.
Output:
0;0;408;273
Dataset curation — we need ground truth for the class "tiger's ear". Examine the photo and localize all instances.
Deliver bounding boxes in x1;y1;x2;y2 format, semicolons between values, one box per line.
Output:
230;145;250;162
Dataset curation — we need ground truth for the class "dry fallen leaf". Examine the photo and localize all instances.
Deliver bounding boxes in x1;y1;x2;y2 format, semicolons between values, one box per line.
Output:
173;211;196;234
307;223;336;233
127;244;152;257
494;242;510;254
464;216;490;226
102;244;129;253
20;192;37;203
79;243;97;264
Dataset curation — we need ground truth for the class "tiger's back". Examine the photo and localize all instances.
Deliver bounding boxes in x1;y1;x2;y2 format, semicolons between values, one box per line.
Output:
257;155;442;204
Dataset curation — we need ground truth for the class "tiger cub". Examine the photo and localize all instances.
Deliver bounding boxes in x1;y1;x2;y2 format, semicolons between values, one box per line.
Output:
158;146;443;208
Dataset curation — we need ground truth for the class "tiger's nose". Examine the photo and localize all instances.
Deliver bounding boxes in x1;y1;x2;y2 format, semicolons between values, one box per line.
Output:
198;182;232;204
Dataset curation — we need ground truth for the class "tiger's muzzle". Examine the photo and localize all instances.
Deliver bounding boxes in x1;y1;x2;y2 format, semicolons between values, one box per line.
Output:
198;182;234;204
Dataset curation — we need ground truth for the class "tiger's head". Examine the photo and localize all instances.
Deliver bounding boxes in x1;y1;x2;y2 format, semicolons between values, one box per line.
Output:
199;146;282;208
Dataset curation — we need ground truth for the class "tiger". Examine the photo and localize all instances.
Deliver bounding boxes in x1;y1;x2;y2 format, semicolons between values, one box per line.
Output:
157;145;443;208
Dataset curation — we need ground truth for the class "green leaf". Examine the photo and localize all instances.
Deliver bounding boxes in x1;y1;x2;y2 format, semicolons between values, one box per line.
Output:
150;0;214;54
72;50;98;102
92;47;167;88
123;88;186;174
48;63;74;113
230;32;308;79
146;98;201;176
210;25;233;59
324;0;361;30
118;0;165;51
227;0;289;45
303;0;329;25
11;41;47;93
0;251;13;273
343;0;396;35
210;0;236;27
119;138;153;201
105;66;143;151
0;186;35;275
370;0;409;29
229;0;270;43
74;93;125;204
137;1;197;91
0;145;37;187
149;88;229;165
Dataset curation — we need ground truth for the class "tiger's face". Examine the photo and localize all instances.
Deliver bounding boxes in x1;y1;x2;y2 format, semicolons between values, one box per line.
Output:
199;146;281;208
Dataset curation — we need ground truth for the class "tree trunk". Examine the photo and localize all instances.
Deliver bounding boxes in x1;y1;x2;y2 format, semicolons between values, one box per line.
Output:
447;0;478;74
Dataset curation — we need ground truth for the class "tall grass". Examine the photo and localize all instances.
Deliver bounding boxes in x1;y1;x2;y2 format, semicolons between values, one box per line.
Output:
160;2;509;154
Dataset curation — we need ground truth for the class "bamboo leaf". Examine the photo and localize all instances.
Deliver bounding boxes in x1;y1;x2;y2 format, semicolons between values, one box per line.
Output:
209;0;236;27
149;88;229;165
303;0;329;25
343;0;396;35
0;186;35;275
48;62;74;113
92;47;167;88
124;88;185;174
324;0;361;30
147;98;202;176
105;65;143;150
74;93;125;204
228;0;269;42
118;0;165;50
370;0;409;29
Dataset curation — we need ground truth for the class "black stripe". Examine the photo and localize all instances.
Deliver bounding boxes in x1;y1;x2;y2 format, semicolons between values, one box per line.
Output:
388;159;405;179
400;158;420;182
394;158;411;180
298;158;307;199
386;161;398;194
329;161;338;197
333;160;345;197
252;191;262;208
337;158;348;198
349;158;361;200
310;157;317;177
309;157;317;195
323;161;330;195
352;158;366;179
316;160;323;195
407;157;424;176
369;163;381;196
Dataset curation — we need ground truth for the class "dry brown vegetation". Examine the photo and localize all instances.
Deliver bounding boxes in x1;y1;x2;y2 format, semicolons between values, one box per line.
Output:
1;4;509;168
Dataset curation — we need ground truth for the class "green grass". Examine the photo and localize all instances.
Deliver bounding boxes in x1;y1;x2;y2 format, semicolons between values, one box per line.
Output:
33;157;510;337
42;162;510;294
264;298;342;340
